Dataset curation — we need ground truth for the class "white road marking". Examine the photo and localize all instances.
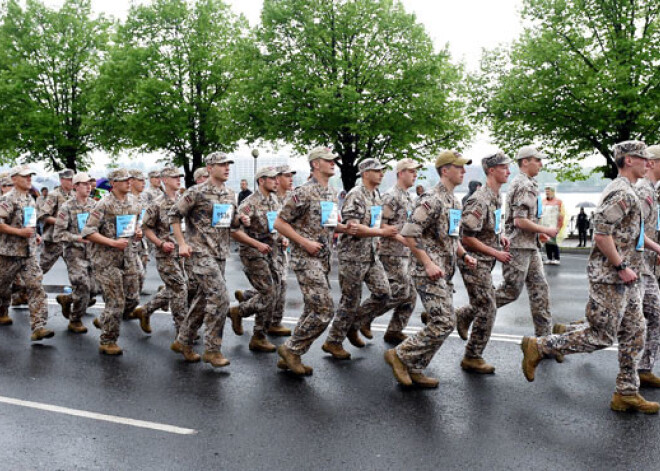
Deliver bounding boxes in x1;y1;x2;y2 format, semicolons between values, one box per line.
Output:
0;395;197;435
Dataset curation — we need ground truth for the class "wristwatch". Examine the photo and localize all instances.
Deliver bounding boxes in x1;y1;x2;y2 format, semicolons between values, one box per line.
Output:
614;261;628;272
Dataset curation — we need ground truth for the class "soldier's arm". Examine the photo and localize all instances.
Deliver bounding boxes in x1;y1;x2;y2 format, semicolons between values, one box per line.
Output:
593;192;636;283
169;189;195;256
273;216;321;255
53;209;78;243
231;229;271;254
37;194;57;227
400;199;443;280
0;200;34;238
512;188;558;237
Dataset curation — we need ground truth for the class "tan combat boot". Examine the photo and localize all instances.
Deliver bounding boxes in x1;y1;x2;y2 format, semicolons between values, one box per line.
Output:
639;371;660;388
421;311;429;325
202;351;230;368
410;372;440;388
234;290;245;302
266;324;291;337
249;333;276;353
521;336;543;382
11;292;28;306
277;345;306;375
67;321;88;334
228;306;244;336
181;345;201;362
383;330;407;345
347;328;365;348
0;308;13;326
610;393;660;414
460;357;495;374
56;294;73;319
552;323;567;334
360;322;373;340
456;313;470;341
170;340;184;353
31;327;55;341
93;317;102;329
384;349;412;386
99;343;123;355
277;359;313;375
131;306;151;334
321;341;351;360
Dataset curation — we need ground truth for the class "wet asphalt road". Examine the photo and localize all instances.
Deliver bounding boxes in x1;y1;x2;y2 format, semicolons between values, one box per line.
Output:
1;249;659;470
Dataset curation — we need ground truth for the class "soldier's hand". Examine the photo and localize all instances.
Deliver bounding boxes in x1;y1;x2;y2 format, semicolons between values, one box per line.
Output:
256;242;272;254
303;239;323;256
346;221;358;235
114;238;130;250
135;228;143;241
424;262;444;281
280;237;289;249
36;234;42;245
545;227;559;238
618;267;637;284
501;236;510;251
495;250;512;264
179;243;193;258
18;227;35;238
161;241;175;253
380;225;398;238
240;214;251;227
464;254;478;269
78;236;89;244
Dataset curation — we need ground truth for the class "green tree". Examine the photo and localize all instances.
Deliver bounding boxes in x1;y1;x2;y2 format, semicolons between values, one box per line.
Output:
0;0;110;170
93;0;253;186
251;0;472;190
476;0;660;180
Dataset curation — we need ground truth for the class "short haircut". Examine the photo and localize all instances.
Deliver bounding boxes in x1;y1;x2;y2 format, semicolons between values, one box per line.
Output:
436;164;451;177
615;155;626;169
240;179;248;183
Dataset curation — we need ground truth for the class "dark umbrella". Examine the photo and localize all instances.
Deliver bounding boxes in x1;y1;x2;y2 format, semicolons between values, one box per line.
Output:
575;201;596;208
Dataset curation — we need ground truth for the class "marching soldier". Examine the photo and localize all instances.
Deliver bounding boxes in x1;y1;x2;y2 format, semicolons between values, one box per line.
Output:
0;165;54;340
129;169;149;293
522;141;660;413
193;167;209;185
37;169;74;274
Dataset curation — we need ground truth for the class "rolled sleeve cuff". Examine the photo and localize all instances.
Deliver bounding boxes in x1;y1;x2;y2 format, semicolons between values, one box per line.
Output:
594;221;615;235
401;222;423;238
512;208;529;219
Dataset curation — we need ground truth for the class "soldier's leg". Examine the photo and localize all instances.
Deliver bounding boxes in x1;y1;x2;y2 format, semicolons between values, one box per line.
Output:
286;263;334;356
0;256;22;321
386;258;417;335
494;249;530;309
396;277;454;373
639;275;660;373
148;257;187;334
123;271;140;317
616;283;645;395
359;258;392;325
66;254;91;322
326;261;369;344
269;255;288;328
525;250;553;336
11;273;28;305
239;256;276;334
96;264;126;345
39;241;62;275
21;256;49;331
464;269;497;359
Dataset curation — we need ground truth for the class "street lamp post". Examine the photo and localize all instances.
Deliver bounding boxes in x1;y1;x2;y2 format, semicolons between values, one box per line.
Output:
251;148;259;190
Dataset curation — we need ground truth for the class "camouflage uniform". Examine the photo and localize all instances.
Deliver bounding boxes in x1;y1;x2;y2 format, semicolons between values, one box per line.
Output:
0;188;49;330
54;196;97;321
271;190;291;328
355;184;416;334
170;180;239;352
81;188;142;345
537;176;646;395
37;185;72;274
395;182;460;373
236;186;282;334
494;172;552;336
456;184;503;359
280;177;338;356
141;191;188;335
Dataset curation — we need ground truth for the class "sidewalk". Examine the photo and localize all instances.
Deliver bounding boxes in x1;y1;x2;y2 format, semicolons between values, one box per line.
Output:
558;236;592;254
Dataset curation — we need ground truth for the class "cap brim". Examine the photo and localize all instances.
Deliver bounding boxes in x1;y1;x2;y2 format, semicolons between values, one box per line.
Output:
17;171;36;177
455;158;472;166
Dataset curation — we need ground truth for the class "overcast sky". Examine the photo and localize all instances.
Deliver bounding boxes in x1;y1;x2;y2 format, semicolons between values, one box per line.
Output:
36;0;527;171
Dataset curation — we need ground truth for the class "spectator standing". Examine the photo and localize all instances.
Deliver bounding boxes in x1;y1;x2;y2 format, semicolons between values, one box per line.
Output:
576;207;589;247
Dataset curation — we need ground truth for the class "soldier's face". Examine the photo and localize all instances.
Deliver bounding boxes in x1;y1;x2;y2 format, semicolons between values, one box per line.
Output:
196;176;208;185
399;168;418;188
492;164;510;184
650;159;660;180
112;179;130;194
150;177;161;188
261;176;277;192
60;178;73;192
130;178;145;192
1;184;13;194
317;158;336;177
363;169;384;186
209;163;230;182
628;155;649;179
276;173;294;191
75;182;91;197
13;175;31;191
445;164;465;186
163;176;181;191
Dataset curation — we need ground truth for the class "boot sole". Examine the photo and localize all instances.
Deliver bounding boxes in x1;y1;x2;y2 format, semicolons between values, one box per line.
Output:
321;343;351;360
277;346;306;375
384;350;413;386
610;402;660;414
277;359;313;376
461;364;495;374
202;358;230;368
31;331;55;341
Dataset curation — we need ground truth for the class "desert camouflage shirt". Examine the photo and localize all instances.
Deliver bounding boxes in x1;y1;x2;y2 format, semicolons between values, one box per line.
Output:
0;190;38;257
504;172;541;250
142;193;180;259
54;196;96;257
461;184;503;263
238;189;281;259
168;180;239;260
589;176;644;284
635;177;657;276
401;182;460;280
379;184;414;257
338;184;382;262
37;186;72;242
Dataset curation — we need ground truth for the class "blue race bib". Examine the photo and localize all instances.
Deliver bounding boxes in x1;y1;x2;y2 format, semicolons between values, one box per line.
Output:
138;209;146;226
494;208;502;235
266;211;278;233
656;207;660;232
116;214;137;238
370;205;382;228
76;213;89;233
448;209;462;237
23;206;36;228
536;195;543;219
320;201;338;227
212;204;233;228
637;219;645;252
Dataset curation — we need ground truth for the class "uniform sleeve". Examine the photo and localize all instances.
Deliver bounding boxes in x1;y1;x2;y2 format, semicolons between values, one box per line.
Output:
278;189;308;224
511;184;536;220
53;206;76;243
37;193;58;223
401;197;434;238
81;199;105;238
341;190;365;222
593;191;634;235
381;193;397;224
0;198;14;225
142;201;160;230
169;188;196;225
461;196;486;236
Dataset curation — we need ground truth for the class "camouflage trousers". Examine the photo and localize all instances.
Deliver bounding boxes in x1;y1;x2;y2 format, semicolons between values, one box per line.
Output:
176;254;228;353
396;276;454;373
640;274;660;372
133;240;148;293
326;258;390;344
242;250;288;328
494;248;552;336
95;260;140;345
11;273;27;301
285;257;334;356
238;255;281;334
143;255;188;335
537;282;645;395
0;255;48;330
63;248;94;321
355;255;416;334
39;240;63;275
456;260;497;359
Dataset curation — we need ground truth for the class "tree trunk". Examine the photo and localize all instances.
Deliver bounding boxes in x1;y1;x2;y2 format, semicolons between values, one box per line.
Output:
339;153;358;192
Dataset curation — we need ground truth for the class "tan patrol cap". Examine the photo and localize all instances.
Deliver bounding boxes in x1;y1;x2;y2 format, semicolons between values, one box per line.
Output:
160;167;184;178
206;152;234;165
72;172;93;185
434;150;471;168
9;165;36;177
193;167;209;180
148;170;161;178
129;169;145;180
308;147;339;162
255;166;278;179
516;145;547;160
647;145;660;160
108;168;131;182
396;158;423;172
275;165;297;175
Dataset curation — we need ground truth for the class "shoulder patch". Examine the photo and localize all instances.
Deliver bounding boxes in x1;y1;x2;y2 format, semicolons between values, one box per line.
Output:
292;194;299;204
646;196;653;207
618;199;628;211
423;202;432;212
473;209;482;220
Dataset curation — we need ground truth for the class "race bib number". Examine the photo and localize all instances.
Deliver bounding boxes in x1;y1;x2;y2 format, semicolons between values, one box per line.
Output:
77;213;90;233
212;204;233;228
116;214;137;238
637;220;645;252
320;201;338;227
494;208;502;235
370;205;382;228
23;206;36;228
536;195;543;219
448;209;462;237
266;211;278;234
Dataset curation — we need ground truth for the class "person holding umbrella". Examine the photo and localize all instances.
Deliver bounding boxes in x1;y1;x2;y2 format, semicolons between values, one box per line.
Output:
577;207;590;247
